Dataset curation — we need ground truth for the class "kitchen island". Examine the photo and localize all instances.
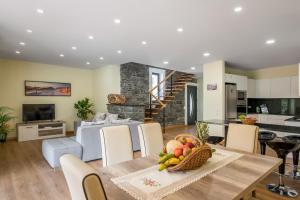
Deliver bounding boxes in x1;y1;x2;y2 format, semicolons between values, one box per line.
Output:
203;119;300;134
203;119;300;146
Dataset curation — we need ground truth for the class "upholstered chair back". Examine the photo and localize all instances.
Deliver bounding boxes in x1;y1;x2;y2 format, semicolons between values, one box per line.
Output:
60;154;107;200
100;125;133;167
226;123;259;153
138;123;164;157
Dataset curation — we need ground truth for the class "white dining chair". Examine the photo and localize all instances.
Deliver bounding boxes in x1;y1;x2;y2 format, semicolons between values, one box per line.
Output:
100;125;133;167
138;123;164;157
60;154;107;200
226;123;259;153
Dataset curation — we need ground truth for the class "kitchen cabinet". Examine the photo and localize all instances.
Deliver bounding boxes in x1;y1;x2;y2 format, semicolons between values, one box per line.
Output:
255;79;271;98
225;74;247;91
247;79;256;98
270;77;291;98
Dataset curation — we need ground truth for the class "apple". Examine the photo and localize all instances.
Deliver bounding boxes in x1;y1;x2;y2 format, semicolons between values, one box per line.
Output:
173;148;183;157
183;146;192;157
185;142;195;149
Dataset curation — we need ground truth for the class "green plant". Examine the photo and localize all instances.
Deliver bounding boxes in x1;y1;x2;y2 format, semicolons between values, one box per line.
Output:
0;106;15;142
195;121;209;145
74;98;95;120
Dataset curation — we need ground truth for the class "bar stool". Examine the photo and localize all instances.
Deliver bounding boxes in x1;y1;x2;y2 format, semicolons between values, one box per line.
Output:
284;135;300;180
207;136;224;145
258;131;276;155
266;137;300;198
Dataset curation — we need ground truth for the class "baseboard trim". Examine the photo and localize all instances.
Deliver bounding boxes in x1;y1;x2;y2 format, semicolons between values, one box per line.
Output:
7;136;17;141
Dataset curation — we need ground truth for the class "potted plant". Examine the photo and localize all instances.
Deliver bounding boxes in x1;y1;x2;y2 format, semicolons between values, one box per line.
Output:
74;98;95;133
0;106;15;143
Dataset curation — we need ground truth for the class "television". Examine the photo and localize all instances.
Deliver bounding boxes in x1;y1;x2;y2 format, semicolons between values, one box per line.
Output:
22;104;55;122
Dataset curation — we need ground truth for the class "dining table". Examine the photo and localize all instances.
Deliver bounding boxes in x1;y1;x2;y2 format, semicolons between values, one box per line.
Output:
98;145;281;200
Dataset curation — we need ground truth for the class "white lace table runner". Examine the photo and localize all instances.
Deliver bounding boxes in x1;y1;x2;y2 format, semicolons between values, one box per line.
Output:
111;149;243;200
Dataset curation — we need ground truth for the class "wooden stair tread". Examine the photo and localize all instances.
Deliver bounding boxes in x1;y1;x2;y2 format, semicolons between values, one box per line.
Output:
165;88;183;91
144;117;153;120
145;112;159;115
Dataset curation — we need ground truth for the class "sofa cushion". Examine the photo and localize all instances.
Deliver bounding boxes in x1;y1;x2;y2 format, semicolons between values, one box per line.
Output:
105;113;118;122
93;112;106;121
42;137;82;168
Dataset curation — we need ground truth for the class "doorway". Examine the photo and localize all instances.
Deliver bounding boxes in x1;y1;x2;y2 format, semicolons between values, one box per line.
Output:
186;85;197;125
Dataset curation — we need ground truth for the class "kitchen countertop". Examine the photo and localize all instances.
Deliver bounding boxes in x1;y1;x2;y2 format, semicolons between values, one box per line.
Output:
203;119;300;134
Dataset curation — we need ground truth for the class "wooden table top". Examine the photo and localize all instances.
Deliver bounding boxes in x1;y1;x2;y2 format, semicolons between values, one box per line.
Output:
98;147;281;200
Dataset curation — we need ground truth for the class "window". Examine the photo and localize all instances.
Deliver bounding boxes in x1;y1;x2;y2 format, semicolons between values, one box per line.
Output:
151;73;160;99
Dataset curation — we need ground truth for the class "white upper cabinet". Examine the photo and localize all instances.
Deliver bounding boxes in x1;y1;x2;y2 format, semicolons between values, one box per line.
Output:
224;74;247;91
247;79;256;98
291;76;299;98
255;79;271;98
270;77;291;98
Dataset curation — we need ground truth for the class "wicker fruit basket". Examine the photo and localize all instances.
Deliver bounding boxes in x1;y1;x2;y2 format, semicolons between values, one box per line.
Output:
167;143;212;172
158;134;213;172
241;118;257;125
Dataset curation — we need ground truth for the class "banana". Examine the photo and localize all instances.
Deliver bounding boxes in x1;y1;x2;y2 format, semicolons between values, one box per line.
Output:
168;158;180;165
159;164;167;171
158;153;174;164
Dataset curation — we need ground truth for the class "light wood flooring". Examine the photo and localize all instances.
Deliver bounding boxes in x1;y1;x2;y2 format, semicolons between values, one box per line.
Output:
0;125;299;200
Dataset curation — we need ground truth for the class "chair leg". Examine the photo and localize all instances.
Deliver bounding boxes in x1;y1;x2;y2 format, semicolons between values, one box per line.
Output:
267;155;299;197
260;142;266;155
292;150;300;180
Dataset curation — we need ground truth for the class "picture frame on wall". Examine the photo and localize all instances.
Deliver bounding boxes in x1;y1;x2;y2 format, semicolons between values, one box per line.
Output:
25;80;71;96
207;83;217;91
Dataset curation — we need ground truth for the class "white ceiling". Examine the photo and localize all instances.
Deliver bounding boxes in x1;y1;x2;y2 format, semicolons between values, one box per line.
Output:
0;0;299;73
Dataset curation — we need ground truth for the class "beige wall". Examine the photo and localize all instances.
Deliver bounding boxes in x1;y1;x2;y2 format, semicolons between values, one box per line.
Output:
203;60;225;120
246;64;298;79
226;64;298;79
93;65;120;112
0;59;121;138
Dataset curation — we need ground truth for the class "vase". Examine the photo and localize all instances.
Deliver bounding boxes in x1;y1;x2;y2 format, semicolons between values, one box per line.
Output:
0;133;7;143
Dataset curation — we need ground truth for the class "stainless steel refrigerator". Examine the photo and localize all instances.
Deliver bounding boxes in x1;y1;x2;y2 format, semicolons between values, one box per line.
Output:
225;84;237;119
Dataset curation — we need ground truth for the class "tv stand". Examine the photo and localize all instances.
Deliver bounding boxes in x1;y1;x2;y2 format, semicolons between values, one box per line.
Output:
17;121;66;142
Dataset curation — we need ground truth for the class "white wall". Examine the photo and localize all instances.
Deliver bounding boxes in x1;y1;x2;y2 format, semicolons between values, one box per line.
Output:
203;60;225;120
203;60;225;136
93;65;121;112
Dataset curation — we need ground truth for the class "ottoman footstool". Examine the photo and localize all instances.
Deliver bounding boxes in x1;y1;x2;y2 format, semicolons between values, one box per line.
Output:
42;137;82;168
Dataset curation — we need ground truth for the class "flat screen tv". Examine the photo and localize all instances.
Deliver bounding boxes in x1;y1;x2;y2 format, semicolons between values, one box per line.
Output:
23;104;55;122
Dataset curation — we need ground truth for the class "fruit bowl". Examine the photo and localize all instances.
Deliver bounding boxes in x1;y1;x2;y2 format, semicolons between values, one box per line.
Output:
241;117;257;125
158;134;213;172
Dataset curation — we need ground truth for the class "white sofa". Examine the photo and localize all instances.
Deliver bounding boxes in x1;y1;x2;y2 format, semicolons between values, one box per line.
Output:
42;120;142;168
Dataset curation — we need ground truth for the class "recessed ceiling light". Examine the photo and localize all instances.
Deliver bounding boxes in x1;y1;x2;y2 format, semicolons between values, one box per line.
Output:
114;19;121;24
234;6;243;13
141;41;147;45
163;61;169;65
265;39;276;44
59;54;64;57
71;46;77;50
26;29;32;33
86;62;90;65
15;51;21;54
177;28;183;32
117;50;122;54
99;57;104;60
88;35;94;40
19;42;26;46
36;9;44;14
191;66;196;70
203;52;210;57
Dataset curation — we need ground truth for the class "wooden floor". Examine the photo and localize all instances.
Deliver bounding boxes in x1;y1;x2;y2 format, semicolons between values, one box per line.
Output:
0;125;299;200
